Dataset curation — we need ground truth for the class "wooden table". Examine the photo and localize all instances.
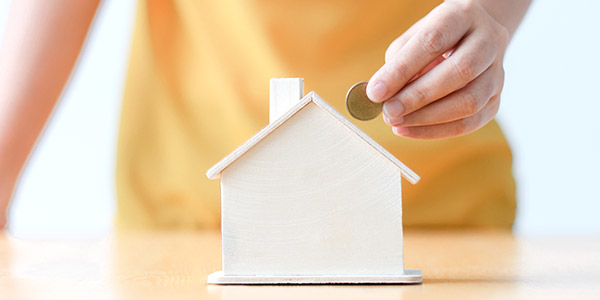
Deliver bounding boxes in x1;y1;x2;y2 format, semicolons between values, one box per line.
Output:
0;230;598;299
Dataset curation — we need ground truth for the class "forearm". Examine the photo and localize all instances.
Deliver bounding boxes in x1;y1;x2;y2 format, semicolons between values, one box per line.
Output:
0;0;100;218
477;0;532;38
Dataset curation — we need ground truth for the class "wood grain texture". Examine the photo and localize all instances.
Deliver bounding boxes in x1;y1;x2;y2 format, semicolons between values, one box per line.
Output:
209;86;421;281
1;230;599;300
221;102;405;276
206;92;420;184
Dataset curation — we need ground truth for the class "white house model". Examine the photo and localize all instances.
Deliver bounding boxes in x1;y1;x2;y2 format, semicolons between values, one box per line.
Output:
206;78;422;284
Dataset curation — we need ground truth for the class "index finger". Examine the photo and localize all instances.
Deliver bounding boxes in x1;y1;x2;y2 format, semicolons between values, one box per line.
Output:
367;4;473;103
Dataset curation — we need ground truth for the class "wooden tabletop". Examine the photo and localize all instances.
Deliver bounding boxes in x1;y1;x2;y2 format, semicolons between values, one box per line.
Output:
0;229;598;299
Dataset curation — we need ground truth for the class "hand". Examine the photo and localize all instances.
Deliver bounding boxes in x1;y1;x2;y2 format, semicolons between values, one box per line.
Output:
367;0;510;139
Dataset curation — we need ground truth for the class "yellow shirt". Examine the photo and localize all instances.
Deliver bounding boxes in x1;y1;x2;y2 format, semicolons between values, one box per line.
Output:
116;0;516;229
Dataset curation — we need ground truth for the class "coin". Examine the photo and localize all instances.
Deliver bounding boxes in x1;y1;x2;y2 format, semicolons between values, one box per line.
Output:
345;81;382;121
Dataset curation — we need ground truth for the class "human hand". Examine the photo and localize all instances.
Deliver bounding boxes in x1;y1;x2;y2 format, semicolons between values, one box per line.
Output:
367;0;510;139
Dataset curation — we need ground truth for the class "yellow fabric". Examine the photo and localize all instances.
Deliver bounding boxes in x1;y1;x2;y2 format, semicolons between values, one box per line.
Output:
116;0;516;229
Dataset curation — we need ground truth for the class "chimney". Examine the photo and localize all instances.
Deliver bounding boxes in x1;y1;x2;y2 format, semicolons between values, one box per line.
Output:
269;78;304;123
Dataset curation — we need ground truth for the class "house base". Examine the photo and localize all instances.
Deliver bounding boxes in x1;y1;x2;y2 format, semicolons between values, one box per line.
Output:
207;270;423;285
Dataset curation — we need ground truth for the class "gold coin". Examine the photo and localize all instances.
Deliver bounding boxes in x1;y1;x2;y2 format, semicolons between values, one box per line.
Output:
345;81;382;121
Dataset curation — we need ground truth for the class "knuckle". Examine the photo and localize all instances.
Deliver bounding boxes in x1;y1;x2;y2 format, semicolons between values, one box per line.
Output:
489;96;501;116
471;111;486;130
452;118;469;135
385;48;394;64
419;28;446;54
385;40;400;63
477;37;492;54
386;61;410;83
463;0;478;12
452;57;477;82
498;65;506;78
497;66;506;91
488;64;506;95
460;92;481;115
463;110;488;135
408;86;429;107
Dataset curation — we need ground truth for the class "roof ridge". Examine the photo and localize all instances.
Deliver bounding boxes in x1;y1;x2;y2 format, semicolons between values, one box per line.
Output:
308;93;420;184
206;92;420;184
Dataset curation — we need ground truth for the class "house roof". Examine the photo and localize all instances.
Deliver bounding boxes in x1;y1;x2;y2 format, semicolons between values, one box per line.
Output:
206;92;420;184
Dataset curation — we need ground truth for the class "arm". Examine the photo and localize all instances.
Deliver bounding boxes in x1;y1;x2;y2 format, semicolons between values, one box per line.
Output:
0;0;101;228
367;0;531;139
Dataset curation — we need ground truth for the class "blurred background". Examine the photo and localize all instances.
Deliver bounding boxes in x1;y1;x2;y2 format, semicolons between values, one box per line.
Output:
0;0;598;237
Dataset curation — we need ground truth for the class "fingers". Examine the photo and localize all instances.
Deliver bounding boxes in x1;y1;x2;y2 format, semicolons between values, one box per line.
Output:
367;3;473;102
389;95;501;140
384;17;426;63
385;64;503;127
373;0;511;140
382;29;497;119
409;55;447;83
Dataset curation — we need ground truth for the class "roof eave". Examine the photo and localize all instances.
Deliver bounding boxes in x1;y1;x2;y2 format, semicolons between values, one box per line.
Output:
205;92;421;184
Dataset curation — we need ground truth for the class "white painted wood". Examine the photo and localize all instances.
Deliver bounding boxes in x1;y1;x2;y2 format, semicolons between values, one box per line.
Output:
310;93;420;184
207;270;423;284
269;78;304;123
207;83;422;284
220;102;404;276
206;92;420;184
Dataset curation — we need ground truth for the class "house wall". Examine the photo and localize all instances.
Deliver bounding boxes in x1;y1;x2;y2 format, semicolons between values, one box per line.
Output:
221;103;405;276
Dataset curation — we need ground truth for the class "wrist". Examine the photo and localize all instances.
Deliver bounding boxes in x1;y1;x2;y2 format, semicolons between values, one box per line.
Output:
475;0;532;39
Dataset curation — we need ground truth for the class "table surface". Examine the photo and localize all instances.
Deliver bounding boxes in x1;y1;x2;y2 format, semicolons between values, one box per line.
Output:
0;229;598;300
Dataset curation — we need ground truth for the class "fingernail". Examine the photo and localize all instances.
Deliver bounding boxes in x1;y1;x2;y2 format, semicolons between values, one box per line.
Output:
367;81;387;102
393;126;409;136
383;114;391;125
383;100;404;119
389;116;404;126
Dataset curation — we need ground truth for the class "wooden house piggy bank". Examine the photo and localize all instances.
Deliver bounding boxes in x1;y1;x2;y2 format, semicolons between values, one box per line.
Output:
206;78;422;284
